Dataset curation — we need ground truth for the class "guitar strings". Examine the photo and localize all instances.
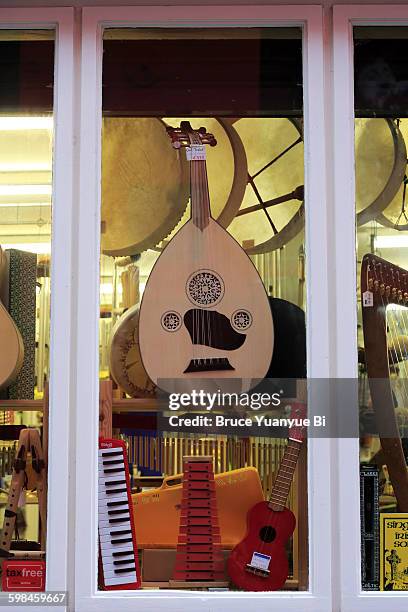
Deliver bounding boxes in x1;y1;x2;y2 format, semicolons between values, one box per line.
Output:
193;131;207;369
192;129;214;371
203;157;214;366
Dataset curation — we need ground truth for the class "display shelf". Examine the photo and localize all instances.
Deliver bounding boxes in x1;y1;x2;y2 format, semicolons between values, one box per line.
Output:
0;400;44;411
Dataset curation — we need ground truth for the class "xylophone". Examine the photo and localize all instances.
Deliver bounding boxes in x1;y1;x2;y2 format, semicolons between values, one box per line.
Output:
171;456;227;587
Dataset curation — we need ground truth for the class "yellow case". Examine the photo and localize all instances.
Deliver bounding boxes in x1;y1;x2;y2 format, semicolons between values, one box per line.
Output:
132;466;264;549
380;512;408;590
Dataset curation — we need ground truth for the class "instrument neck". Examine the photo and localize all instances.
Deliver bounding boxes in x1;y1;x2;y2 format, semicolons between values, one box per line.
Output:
268;439;302;511
190;159;211;230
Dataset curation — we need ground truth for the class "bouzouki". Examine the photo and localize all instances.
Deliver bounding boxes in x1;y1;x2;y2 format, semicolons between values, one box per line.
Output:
227;403;306;591
139;122;273;393
0;246;24;389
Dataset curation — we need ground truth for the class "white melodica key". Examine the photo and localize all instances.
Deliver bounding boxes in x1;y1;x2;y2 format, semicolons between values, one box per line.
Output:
98;492;128;509
104;571;137;587
99;510;131;529
99;523;132;540
100;543;134;559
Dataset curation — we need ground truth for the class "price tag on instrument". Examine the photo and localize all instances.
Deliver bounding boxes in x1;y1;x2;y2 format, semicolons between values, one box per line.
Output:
363;291;374;308
250;551;271;571
186;145;206;161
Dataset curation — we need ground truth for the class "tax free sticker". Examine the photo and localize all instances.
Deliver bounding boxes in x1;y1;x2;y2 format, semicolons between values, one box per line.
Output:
2;560;46;591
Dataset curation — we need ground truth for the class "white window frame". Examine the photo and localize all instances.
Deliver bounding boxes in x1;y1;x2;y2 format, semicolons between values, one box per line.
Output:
333;5;408;612
0;8;75;612
75;5;333;611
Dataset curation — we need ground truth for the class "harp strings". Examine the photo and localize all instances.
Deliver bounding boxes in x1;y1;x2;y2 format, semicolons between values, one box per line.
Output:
371;261;408;413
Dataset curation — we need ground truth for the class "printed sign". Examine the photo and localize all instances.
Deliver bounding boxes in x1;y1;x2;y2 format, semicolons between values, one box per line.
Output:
186;145;206;161
380;513;408;590
250;551;271;572
362;291;374;308
2;560;46;592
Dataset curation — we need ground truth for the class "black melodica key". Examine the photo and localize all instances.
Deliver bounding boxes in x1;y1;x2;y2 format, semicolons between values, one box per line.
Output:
109;529;131;536
105;479;126;487
111;537;133;545
115;566;136;574
112;550;133;558
109;516;130;524
106;487;127;495
104;468;123;474
107;500;125;508
114;559;134;566
108;509;128;516
103;459;123;466
101;450;122;458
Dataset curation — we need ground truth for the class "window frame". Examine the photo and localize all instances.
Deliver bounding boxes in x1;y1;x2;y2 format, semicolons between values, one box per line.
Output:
74;5;333;611
333;5;408;611
0;7;75;611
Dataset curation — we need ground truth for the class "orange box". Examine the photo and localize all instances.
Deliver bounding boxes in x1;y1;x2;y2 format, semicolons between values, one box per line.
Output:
132;467;264;549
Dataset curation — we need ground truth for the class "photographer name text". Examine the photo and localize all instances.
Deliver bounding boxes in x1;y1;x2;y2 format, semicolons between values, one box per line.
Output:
167;415;326;428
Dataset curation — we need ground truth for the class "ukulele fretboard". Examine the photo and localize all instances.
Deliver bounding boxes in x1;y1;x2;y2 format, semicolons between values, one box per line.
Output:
268;439;302;511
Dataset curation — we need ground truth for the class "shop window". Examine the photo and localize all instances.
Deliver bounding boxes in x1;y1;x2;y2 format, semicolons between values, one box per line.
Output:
356;27;408;592
0;30;54;590
97;27;309;594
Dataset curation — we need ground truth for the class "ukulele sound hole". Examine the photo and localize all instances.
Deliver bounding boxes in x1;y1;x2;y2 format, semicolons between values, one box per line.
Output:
259;526;276;543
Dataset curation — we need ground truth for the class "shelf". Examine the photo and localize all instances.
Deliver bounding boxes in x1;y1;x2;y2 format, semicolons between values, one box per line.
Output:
0;400;43;411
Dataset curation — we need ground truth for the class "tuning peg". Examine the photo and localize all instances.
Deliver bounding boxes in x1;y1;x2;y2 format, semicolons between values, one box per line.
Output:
198;127;207;134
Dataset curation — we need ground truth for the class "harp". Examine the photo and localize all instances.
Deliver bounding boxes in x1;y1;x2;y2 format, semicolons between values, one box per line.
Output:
361;253;408;511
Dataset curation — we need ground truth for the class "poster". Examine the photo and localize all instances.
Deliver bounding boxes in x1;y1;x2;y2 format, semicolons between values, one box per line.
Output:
380;513;408;590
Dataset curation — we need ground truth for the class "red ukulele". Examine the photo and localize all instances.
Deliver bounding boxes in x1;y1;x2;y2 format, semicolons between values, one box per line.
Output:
227;404;306;591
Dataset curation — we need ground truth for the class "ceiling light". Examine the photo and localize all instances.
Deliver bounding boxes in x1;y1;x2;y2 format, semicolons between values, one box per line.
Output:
0;185;52;196
374;235;408;249
0;202;51;208
1;242;51;254
0;117;53;131
0;163;52;172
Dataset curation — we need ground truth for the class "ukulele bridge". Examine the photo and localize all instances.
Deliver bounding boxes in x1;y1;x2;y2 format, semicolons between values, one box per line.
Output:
245;564;270;578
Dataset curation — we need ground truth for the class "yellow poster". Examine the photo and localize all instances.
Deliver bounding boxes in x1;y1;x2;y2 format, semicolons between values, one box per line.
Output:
380;513;408;590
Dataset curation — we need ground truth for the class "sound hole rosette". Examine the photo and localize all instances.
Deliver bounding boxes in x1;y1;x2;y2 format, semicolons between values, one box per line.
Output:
231;309;253;331
186;269;225;308
161;310;182;332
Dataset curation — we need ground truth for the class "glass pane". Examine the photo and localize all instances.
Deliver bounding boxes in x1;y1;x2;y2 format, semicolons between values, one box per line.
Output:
0;30;54;591
98;27;308;593
356;27;408;592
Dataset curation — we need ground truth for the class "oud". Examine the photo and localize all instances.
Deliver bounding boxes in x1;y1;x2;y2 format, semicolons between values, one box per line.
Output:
139;122;273;393
227;403;306;591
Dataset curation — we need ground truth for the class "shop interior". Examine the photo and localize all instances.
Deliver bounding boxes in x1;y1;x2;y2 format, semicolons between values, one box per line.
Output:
0;26;408;594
